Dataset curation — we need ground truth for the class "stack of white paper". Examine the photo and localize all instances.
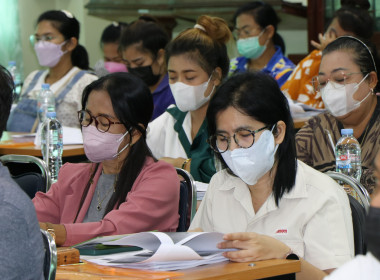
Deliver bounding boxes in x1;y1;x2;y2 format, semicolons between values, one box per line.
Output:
84;232;232;271
195;181;208;201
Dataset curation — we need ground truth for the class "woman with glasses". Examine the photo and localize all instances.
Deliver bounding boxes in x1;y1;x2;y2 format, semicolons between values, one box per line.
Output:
146;15;231;183
189;71;354;278
33;73;180;246
229;1;294;87
7;10;97;132
296;36;380;194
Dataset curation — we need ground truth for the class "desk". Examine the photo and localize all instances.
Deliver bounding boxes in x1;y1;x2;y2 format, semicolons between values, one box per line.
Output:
0;132;85;158
56;259;300;280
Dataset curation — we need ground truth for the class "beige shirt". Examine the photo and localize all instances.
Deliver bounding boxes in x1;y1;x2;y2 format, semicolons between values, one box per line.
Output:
190;160;354;270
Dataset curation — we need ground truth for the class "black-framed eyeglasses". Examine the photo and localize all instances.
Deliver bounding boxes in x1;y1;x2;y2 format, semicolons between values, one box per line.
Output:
208;125;270;153
77;110;123;133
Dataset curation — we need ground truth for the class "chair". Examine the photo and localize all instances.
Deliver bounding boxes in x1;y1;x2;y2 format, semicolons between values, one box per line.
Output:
0;154;51;198
176;168;197;232
326;171;369;255
40;229;57;280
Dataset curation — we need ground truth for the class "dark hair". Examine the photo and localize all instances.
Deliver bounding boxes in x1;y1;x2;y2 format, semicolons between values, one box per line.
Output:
207;72;297;205
333;6;373;40
100;21;128;46
75;72;154;219
323;36;380;92
165;15;231;79
119;20;169;58
37;10;90;70
0;65;14;138
233;1;285;54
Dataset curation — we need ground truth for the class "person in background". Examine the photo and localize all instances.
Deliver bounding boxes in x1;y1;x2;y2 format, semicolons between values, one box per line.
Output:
147;15;231;183
281;1;373;109
229;1;295;87
0;65;44;279
94;21;128;77
33;73;180;246
190;72;354;279
119;20;175;120
296;36;380;194
7;10;98;132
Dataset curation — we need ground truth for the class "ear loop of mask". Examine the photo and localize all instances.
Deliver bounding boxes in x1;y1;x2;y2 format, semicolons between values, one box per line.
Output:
353;73;372;108
113;130;130;158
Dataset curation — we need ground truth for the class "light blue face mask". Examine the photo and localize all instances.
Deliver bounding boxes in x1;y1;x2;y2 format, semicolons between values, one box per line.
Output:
236;29;266;59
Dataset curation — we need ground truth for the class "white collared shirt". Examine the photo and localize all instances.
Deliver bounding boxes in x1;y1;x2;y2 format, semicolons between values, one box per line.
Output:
189;160;354;270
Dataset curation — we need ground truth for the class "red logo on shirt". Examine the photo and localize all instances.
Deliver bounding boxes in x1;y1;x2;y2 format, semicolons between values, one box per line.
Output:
276;229;288;234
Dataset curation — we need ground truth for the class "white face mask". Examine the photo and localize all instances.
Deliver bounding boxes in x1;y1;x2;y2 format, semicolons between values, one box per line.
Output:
170;75;215;112
221;128;278;185
321;74;371;117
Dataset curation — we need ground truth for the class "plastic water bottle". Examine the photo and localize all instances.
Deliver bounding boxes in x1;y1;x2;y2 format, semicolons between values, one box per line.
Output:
41;112;63;182
7;61;22;102
335;128;361;198
37;83;55;125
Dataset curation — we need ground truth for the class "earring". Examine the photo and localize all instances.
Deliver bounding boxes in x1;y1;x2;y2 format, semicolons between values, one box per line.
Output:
371;88;375;95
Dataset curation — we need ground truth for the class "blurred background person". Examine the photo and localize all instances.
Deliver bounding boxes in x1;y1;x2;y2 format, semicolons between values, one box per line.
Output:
94;21;128;77
147;15;231;183
7;10;97;132
282;0;373;109
120;20;175;120
229;1;295;87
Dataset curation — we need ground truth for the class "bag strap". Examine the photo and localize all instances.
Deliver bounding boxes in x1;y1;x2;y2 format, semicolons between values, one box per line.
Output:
55;70;88;105
21;70;45;98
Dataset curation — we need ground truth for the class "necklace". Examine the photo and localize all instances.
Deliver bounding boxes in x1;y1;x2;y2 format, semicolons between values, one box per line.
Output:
96;175;117;211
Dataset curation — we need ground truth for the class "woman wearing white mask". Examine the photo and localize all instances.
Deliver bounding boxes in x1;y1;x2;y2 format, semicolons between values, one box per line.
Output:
146;15;231;183
229;1;295;87
296;36;380;194
7;10;97;132
33;73;180;246
190;72;354;278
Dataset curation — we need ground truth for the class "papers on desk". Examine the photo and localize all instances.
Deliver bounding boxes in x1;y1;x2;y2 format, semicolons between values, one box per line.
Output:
195;181;208;201
34;126;83;146
81;232;231;271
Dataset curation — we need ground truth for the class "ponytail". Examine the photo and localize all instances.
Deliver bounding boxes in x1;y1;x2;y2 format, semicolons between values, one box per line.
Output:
71;44;90;70
273;32;285;54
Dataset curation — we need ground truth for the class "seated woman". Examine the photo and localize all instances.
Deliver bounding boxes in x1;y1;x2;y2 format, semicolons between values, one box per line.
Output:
119;20;175;120
147;15;231;183
189;72;354;277
229;1;294;87
33;73;180;246
296;36;380;194
94;21;128;77
281;2;373;109
7;10;97;131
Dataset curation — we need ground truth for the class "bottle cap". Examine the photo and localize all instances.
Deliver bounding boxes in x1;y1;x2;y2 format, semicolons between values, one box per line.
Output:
46;112;56;118
42;83;50;89
341;128;353;135
8;61;16;66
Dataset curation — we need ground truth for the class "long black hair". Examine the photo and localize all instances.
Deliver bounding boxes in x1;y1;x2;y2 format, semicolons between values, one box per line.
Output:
233;1;285;54
37;10;90;70
0;65;13;138
207;72;297;205
100;21;128;47
75;72;154;219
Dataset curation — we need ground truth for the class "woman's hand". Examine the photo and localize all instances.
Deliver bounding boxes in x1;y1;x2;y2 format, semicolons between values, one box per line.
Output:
310;32;337;51
217;232;290;262
39;222;67;246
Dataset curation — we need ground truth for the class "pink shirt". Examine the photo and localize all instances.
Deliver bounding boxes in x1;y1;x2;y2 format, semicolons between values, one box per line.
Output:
33;157;180;246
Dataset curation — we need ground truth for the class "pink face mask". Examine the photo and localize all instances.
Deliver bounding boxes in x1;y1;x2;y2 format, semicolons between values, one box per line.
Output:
82;125;129;163
34;41;67;67
104;61;128;73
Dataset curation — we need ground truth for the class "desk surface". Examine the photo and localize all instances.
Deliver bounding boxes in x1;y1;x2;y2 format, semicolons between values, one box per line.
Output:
0;132;84;157
56;259;300;280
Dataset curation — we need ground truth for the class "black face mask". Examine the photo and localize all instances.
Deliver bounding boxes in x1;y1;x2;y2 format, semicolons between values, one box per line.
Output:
128;65;161;86
366;206;380;261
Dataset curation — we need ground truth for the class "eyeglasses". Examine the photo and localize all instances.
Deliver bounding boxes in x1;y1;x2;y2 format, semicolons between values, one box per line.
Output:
208;126;270;153
29;34;58;46
233;26;263;38
312;71;365;92
77;110;123;133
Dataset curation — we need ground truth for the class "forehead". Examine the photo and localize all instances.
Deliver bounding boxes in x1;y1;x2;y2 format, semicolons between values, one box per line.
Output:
168;54;205;73
122;43;152;60
36;20;60;35
103;43;120;56
216;106;263;130
236;13;260;28
86;89;115;116
320;50;359;73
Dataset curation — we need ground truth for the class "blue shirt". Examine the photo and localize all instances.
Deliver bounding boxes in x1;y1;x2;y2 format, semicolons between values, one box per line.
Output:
229;46;295;88
152;74;175;120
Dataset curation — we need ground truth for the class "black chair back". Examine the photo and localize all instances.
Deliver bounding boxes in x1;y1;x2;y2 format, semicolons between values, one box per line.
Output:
349;195;367;255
